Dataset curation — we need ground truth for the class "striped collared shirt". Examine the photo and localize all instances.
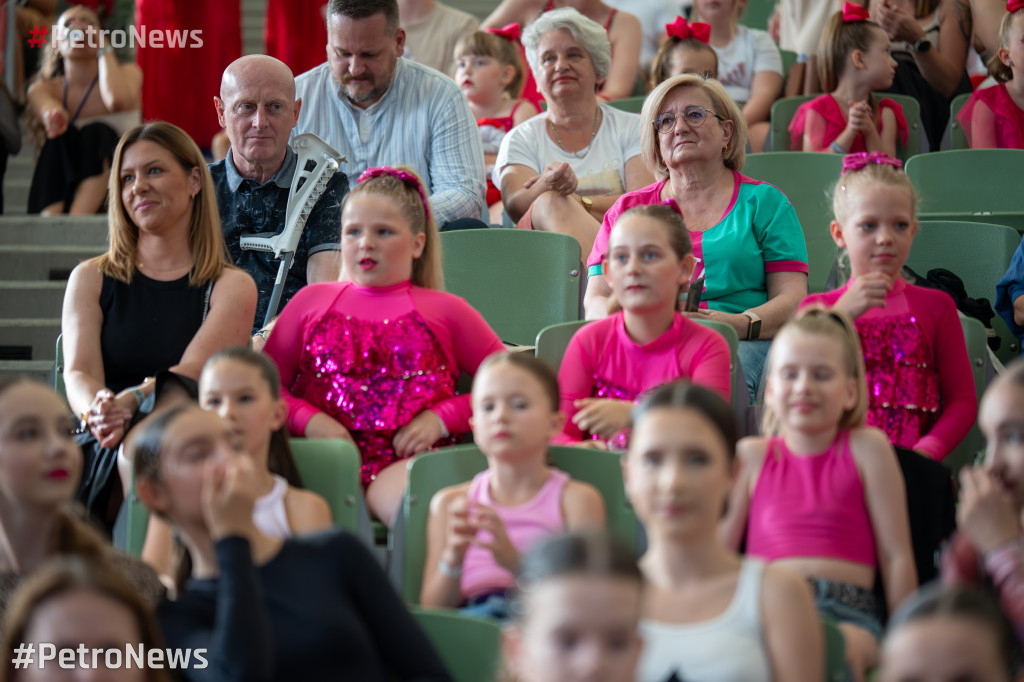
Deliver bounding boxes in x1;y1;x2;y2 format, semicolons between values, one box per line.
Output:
294;58;486;225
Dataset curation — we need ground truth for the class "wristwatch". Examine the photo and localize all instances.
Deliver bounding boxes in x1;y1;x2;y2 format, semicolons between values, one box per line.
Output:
580;195;594;211
911;37;932;53
742;311;762;340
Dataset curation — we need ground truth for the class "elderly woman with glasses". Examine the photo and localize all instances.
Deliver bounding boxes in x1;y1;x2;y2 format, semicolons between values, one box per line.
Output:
494;8;654;256
584;74;809;402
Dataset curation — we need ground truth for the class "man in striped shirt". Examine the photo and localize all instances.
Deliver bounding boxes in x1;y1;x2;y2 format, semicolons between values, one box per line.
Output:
294;0;487;228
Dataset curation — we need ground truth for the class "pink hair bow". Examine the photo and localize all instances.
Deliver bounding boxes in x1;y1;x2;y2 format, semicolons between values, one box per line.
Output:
840;152;903;176
842;2;871;22
665;17;711;44
357;166;431;220
486;23;521;43
1009;0;1024;12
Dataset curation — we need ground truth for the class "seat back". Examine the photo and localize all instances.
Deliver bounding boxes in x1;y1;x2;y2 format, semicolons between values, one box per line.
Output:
118;438;368;556
535;319;589;373
883;92;924;161
823;617;847;682
740;0;774;30
290;438;364;532
741;152;842;293
408;607;502;682
607;95;645;113
905;150;1024;232
901;220;1022;360
767;95;809;152
399;444;636;603
946;92;971;150
440;229;582;347
400;446;489;602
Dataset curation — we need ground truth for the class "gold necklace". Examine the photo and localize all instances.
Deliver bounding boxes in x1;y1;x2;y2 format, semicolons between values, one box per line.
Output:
548;108;601;159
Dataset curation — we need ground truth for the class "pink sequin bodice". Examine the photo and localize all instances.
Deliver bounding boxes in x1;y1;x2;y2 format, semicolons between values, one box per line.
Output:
857;312;940;450
290;309;458;485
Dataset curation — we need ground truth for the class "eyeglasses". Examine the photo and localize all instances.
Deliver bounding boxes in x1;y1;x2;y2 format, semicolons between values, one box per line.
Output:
654;106;726;134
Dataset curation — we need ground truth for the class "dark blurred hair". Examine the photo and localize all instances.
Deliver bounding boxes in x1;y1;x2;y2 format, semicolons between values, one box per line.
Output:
885;584;1021;678
512;530;641;621
632;380;738;460
327;0;399;34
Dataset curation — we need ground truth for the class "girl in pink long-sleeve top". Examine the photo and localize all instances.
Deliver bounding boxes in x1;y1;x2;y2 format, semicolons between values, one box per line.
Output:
263;167;505;525
801;153;976;461
557;203;731;446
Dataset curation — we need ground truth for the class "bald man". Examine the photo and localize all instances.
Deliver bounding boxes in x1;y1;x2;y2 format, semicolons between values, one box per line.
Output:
210;55;349;341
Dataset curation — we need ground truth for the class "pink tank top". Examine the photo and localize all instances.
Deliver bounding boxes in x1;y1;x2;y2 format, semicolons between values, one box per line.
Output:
460;468;569;599
747;432;877;567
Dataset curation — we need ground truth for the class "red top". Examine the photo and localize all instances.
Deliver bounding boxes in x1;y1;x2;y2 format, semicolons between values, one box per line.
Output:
748;432;877;567
789;94;908;152
956;83;1024;149
135;0;240;147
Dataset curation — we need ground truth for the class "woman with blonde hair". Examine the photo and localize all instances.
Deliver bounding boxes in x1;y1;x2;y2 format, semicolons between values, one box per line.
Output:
62;121;257;528
585;74;808;402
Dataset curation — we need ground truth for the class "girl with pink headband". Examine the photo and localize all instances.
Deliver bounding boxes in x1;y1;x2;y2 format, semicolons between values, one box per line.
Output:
263;166;505;525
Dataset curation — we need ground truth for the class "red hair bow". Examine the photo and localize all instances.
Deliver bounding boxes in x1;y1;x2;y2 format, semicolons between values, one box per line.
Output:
842;2;871;22
486;23;521;43
1009;0;1024;12
665;16;711;43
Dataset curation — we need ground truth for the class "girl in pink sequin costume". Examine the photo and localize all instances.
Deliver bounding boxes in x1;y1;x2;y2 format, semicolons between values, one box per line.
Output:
801;153;976;461
956;1;1024;149
722;308;917;681
420;353;606;618
263;167;505;525
556;203;731;446
454;26;539;225
790;4;907;158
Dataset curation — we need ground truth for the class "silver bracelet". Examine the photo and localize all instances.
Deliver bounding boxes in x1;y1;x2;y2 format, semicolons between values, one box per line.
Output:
97;45;115;57
438;559;463;579
830;140;848;154
130;386;145;408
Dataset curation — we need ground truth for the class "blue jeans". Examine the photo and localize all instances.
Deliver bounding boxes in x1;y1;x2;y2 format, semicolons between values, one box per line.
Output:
737;339;772;405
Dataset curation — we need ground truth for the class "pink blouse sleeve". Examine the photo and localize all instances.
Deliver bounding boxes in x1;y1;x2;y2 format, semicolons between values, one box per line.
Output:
686;328;732;402
262;283;340;436
555;327;598;444
416;290;505;434
914;293;978;460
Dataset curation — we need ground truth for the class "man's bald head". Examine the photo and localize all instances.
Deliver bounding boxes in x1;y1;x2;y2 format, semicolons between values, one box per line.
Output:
220;55;296;101
215;55;301;179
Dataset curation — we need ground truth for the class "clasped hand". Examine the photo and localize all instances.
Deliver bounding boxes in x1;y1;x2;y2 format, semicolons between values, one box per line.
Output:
86;388;134;448
523;161;579;197
442;497;519;574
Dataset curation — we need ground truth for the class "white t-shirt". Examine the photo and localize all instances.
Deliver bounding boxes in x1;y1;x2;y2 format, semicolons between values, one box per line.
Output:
713;25;783;104
493;103;643;197
605;0;685;66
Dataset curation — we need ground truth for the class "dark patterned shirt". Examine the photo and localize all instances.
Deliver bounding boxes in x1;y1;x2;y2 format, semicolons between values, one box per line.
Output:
210;148;348;331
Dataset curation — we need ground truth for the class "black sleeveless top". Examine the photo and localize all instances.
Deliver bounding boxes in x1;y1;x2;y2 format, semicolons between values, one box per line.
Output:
99;272;210;393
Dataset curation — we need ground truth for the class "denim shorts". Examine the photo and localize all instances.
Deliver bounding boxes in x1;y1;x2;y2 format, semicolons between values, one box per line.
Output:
807;578;883;641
